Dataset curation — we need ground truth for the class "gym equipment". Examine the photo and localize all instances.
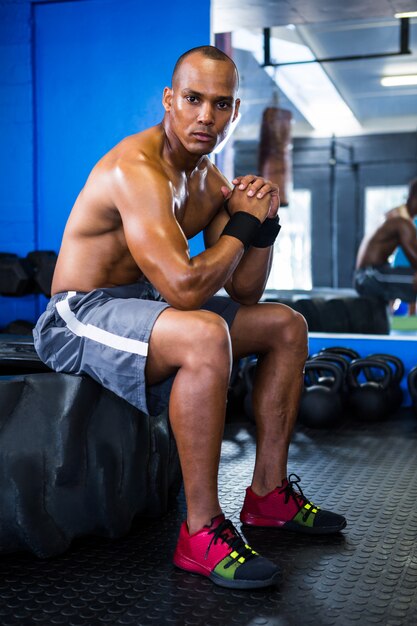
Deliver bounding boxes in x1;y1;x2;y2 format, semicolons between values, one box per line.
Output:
0;371;181;557
1;319;35;335
258;106;292;206
342;297;389;334
298;360;343;428
0;253;32;296
312;352;349;397
241;357;257;421
407;366;417;415
261;290;390;335
0;336;51;374
320;299;351;333
25;250;57;297
319;346;360;362
291;297;326;332
368;353;404;412
347;358;392;421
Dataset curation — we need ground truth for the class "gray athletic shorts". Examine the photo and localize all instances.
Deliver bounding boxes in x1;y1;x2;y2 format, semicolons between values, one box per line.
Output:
33;281;240;415
354;265;416;302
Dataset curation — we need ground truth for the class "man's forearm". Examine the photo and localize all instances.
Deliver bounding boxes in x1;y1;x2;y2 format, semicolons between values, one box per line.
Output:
225;215;280;304
226;246;274;305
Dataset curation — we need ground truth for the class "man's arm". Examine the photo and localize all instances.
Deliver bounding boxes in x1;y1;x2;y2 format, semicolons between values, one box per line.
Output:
113;162;270;310
204;174;280;305
398;219;417;269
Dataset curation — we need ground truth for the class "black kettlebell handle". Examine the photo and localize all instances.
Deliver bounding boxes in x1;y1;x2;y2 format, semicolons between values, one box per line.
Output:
368;353;404;383
347;358;393;390
304;360;343;392
407;366;417;402
319;346;360;361
313;353;349;373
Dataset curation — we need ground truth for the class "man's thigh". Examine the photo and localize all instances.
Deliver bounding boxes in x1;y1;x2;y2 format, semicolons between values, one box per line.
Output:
146;304;236;385
357;266;416;302
34;285;170;414
229;301;300;359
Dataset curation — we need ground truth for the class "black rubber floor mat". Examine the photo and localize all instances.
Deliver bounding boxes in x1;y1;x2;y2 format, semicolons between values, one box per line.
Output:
0;410;417;625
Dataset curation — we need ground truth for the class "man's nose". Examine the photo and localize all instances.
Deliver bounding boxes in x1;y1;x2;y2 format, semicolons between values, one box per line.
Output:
197;103;214;125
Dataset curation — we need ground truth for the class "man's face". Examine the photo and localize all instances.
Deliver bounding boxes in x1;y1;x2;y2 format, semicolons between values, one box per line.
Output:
163;53;240;155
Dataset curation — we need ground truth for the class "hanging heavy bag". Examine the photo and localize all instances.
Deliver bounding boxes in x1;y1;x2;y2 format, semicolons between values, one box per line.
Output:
258;107;292;207
347;358;393;421
298;361;344;429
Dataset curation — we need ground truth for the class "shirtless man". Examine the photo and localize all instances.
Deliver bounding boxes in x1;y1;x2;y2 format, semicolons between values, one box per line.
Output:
33;46;346;590
354;179;417;302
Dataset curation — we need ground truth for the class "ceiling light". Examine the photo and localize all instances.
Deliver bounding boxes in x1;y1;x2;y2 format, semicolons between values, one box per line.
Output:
394;11;417;18
381;74;417;86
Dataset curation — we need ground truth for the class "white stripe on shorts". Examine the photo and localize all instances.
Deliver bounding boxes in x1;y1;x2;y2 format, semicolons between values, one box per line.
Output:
373;269;414;284
55;291;149;357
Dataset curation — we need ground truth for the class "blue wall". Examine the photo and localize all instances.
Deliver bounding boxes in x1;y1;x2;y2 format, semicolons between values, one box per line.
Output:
0;0;38;327
0;0;210;328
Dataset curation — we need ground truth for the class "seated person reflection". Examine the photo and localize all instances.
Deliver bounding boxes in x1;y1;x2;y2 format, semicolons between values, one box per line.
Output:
354;179;417;303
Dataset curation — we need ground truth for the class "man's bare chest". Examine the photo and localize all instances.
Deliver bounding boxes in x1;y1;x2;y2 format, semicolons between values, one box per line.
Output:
173;183;220;240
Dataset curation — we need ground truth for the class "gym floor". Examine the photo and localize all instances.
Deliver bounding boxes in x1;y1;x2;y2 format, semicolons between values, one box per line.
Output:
1;407;417;626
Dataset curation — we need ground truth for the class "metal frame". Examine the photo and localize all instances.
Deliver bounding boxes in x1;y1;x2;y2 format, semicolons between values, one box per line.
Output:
262;18;411;67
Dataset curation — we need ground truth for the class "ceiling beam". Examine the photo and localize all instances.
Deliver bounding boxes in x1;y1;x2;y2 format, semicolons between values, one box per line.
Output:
262;18;411;66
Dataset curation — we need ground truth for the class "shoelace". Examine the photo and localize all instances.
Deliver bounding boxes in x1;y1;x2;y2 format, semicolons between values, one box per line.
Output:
205;519;256;565
278;473;318;522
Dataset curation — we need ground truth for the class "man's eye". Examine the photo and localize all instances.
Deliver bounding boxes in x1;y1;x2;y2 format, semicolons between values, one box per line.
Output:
186;96;199;103
217;102;231;110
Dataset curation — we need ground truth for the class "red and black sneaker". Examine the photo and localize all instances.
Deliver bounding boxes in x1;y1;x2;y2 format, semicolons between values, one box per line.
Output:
240;473;347;535
173;514;281;589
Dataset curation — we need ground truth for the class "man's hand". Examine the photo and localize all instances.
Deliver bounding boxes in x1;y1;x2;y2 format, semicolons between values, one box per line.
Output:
221;174;280;219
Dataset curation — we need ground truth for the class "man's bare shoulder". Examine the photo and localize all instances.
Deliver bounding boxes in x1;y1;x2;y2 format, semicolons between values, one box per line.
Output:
372;215;414;242
386;215;415;230
99;125;169;184
385;204;409;220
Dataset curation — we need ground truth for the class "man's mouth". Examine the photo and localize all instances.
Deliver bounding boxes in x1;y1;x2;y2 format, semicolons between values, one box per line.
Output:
192;132;215;142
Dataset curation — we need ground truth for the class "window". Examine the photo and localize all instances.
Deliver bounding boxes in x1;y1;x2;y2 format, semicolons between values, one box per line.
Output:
364;186;408;238
266;189;312;290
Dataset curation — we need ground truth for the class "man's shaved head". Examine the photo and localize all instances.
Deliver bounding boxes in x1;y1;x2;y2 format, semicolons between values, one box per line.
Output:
172;46;239;90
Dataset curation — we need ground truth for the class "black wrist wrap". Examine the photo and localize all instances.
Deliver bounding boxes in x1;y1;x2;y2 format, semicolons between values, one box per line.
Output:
252;216;281;248
221;211;261;250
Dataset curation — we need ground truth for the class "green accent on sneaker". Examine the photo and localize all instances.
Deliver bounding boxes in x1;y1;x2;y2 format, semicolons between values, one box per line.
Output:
292;505;316;528
213;555;242;580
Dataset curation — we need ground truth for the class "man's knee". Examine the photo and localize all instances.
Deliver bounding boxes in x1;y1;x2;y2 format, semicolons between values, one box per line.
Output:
273;305;308;356
184;311;232;370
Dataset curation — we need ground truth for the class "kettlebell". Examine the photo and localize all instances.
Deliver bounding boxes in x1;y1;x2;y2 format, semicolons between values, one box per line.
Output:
368;353;404;412
407;366;417;416
347;358;392;421
319;346;360;362
312;352;349;396
298;360;344;428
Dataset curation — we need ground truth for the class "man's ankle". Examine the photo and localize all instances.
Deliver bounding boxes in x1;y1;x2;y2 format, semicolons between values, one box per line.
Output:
251;473;287;497
187;510;223;535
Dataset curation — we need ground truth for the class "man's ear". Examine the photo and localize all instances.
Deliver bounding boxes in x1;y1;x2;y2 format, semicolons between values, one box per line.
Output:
162;87;173;112
232;98;241;123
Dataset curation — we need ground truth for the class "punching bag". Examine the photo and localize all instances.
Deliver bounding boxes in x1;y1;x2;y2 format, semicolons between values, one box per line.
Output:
258;107;293;207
